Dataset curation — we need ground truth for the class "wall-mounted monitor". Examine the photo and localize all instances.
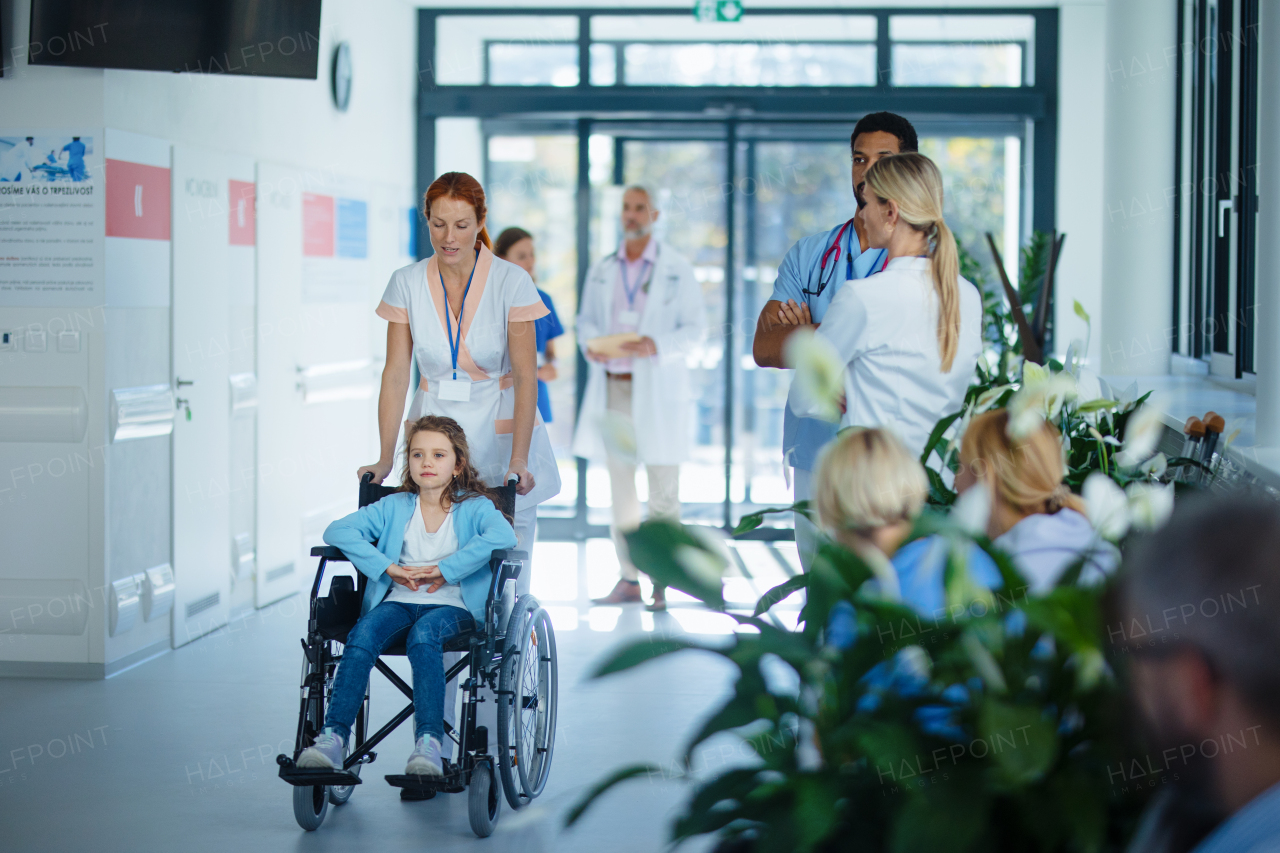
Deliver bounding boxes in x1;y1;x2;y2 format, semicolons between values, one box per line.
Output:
27;0;323;79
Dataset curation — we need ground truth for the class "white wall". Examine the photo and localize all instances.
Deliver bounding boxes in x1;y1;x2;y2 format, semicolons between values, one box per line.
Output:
1052;2;1106;366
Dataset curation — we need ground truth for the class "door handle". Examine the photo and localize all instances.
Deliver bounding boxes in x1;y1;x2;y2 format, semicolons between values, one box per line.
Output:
1218;198;1236;238
176;377;194;387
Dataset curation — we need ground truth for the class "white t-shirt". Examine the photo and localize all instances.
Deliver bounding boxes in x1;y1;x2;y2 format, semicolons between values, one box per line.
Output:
383;501;467;610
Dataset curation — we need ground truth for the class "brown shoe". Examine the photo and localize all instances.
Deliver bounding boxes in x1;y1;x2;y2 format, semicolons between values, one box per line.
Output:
592;580;642;605
645;585;667;612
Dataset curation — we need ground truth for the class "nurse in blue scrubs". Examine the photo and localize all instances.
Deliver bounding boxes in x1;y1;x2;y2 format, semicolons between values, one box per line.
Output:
495;227;565;423
750;112;918;570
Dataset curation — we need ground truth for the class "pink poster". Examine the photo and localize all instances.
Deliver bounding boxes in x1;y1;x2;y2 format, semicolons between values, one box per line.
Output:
302;192;333;257
105;158;170;240
228;179;255;246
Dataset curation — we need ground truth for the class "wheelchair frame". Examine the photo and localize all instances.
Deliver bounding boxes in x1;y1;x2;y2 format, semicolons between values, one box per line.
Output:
276;477;553;837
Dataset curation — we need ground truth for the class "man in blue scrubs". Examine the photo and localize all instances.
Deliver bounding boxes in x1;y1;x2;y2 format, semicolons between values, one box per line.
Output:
751;112;918;568
62;137;87;181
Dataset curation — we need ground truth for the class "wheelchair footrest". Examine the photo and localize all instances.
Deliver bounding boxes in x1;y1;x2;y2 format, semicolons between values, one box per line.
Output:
278;761;363;788
385;760;465;795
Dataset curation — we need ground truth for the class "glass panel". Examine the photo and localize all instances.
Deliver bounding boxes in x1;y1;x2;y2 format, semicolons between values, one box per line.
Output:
741;141;851;509
583;141;727;526
890;14;1035;42
489;43;578;86
624;43;876;87
485;135;580;510
593;14;876;42
590;43;616;86
435;16;579;84
892;44;1023;87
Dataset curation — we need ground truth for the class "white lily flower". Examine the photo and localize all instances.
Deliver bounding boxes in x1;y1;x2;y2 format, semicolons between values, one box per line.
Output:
897;645;932;681
1138;452;1168;479
1118;382;1139;411
1007;372;1077;438
1127;481;1174;531
1063;339;1084;377
1083;472;1130;541
975;385;1012;413
1042;373;1079;421
1022;361;1049;386
784;329;844;423
1115;404;1164;468
951;481;992;537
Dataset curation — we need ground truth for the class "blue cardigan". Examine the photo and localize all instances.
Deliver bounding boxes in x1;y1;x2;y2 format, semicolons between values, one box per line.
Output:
323;491;518;621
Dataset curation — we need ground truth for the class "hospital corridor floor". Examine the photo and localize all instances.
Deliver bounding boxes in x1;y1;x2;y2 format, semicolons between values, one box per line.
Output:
0;538;804;853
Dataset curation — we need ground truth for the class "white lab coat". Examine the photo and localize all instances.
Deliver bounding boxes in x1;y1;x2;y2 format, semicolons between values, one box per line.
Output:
797;256;983;458
571;240;706;465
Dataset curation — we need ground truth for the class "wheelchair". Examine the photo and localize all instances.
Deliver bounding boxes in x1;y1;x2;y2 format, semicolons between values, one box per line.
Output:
277;474;559;837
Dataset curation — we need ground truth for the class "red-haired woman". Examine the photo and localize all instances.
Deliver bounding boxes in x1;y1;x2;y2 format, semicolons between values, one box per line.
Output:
359;172;559;592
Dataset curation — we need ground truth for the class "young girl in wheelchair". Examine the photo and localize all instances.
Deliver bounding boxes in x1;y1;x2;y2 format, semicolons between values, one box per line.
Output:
298;415;518;777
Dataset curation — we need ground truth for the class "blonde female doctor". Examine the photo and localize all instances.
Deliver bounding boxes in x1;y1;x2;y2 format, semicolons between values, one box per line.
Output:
572;186;706;608
359;172;560;593
793;153;983;458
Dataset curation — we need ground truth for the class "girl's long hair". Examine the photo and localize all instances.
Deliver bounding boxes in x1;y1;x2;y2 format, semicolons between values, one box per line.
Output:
423;172;492;252
813;427;928;537
960;409;1086;516
399;415;512;521
863;152;962;372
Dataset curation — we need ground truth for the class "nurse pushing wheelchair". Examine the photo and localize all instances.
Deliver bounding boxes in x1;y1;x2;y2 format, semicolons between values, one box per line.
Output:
277;415;558;837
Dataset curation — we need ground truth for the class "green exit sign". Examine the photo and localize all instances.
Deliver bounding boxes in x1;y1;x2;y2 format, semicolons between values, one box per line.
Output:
692;0;743;23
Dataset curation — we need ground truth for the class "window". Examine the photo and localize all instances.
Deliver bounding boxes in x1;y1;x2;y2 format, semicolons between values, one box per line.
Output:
488;43;578;86
891;15;1033;87
623;43;876;87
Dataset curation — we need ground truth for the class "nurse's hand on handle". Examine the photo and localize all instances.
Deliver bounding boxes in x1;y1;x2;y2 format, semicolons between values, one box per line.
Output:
357;458;394;484
505;464;534;496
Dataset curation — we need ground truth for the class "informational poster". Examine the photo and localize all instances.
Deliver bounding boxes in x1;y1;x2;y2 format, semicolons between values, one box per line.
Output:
301;187;369;302
0;131;105;306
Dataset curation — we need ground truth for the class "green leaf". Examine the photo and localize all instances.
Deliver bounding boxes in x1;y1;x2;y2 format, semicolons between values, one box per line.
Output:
564;763;663;826
589;637;711;678
734;501;808;536
925;464;958;508
920;409;964;466
977;699;1058;785
754;574;809;616
1073;298;1091;324
625;520;727;608
793;774;841;850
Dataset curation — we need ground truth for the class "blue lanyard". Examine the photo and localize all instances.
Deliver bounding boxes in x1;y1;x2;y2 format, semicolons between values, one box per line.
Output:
619;255;651;308
442;260;477;380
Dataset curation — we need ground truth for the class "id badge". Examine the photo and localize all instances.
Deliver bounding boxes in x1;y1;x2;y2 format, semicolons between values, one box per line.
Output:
438;377;472;402
617;309;640;326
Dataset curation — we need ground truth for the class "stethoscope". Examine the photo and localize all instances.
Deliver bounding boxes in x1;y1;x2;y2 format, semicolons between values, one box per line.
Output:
805;217;889;299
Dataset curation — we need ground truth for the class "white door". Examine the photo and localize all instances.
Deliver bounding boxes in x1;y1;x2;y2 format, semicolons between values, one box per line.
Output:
171;146;232;646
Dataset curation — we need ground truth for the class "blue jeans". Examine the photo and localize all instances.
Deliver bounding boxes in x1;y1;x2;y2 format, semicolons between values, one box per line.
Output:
325;602;474;743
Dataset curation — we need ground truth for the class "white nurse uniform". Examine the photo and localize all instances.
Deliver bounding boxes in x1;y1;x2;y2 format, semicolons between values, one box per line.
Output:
377;245;561;592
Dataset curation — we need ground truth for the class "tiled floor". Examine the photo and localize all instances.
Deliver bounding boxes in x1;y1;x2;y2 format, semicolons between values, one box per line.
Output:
0;538;803;853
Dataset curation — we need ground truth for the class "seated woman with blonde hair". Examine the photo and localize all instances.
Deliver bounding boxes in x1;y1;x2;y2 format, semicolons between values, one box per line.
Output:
813;427;1000;647
955;409;1117;593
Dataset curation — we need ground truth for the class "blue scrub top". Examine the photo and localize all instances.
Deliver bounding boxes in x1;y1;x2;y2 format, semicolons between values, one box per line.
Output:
768;221;887;472
533;288;564;423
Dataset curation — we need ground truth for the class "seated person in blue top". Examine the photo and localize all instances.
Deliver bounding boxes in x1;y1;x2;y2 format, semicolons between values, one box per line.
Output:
812;427;1001;650
751;112;917;571
955;409;1118;593
494;227;565;423
297;415;518;777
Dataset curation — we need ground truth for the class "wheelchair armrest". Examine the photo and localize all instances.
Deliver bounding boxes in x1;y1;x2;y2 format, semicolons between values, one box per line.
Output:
488;549;528;603
310;546;349;560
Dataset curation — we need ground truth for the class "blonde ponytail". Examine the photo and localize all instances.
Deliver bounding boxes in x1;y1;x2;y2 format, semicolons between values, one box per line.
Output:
930;219;961;372
864;153;963;372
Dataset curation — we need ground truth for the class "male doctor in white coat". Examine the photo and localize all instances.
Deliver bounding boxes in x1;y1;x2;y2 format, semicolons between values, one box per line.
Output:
573;186;706;611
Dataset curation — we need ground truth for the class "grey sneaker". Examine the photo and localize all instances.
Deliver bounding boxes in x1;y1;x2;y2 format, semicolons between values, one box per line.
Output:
297;730;346;770
405;735;444;776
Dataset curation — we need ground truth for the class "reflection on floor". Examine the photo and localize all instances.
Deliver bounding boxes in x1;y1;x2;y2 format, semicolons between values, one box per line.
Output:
0;538;803;853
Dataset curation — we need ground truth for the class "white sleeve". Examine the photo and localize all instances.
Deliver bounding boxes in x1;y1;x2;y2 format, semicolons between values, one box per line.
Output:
652;259;706;359
816;280;871;365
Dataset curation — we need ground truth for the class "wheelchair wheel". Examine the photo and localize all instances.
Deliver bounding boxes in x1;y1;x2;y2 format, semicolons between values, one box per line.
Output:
467;760;501;838
497;597;558;809
293;783;328;831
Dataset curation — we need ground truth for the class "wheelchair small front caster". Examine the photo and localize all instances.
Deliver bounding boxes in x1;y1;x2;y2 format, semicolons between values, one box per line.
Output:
292;783;328;831
467;762;501;837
